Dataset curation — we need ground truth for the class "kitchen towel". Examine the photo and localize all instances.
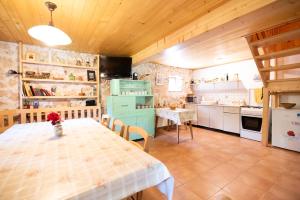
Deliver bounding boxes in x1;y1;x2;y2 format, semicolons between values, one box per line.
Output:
254;88;263;104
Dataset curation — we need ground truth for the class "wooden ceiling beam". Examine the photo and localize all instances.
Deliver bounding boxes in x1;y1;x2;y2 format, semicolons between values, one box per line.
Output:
131;0;278;64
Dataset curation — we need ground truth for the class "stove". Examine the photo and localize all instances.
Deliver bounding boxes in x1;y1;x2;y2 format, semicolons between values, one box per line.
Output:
240;106;263;141
241;106;263;117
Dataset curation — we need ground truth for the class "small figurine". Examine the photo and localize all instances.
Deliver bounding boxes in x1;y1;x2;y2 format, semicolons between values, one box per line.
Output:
69;73;75;80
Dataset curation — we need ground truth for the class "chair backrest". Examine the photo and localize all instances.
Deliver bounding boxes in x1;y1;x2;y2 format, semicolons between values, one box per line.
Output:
111;119;126;137
101;114;111;128
0;110;20;133
0;106;101;134
125;126;150;153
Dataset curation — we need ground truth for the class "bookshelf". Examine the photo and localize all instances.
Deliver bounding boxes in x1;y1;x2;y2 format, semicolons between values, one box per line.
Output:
19;43;100;109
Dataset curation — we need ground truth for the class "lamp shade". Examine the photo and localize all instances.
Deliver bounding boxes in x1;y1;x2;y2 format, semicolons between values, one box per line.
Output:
28;25;72;46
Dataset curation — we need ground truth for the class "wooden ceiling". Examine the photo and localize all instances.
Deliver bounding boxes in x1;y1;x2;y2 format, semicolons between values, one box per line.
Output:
0;0;228;55
136;0;300;69
0;0;299;69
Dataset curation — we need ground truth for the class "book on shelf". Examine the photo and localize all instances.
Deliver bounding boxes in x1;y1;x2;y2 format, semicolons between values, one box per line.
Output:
22;84;27;96
23;82;32;96
33;88;42;96
22;82;52;97
40;89;51;96
29;86;35;96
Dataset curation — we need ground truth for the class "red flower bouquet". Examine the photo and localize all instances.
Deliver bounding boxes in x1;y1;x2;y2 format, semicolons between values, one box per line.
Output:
47;112;61;125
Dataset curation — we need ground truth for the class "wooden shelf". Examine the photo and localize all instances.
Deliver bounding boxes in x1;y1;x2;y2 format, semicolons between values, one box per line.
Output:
22;96;98;100
22;60;98;70
259;63;300;72
19;43;100;109
22;78;97;84
255;47;300;60
251;29;300;47
190;80;241;85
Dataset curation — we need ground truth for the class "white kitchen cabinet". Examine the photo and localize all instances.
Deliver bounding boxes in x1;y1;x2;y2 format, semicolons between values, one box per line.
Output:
209;106;223;130
197;105;210;127
196;105;240;133
223;113;240;133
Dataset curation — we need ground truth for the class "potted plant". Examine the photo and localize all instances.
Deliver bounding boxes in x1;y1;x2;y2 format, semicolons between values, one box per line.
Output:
47;112;63;137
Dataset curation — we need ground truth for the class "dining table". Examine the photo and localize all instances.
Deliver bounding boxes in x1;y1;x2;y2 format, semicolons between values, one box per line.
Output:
155;108;197;143
0;118;174;200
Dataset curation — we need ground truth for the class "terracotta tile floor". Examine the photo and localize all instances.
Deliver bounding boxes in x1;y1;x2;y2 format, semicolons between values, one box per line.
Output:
142;126;300;200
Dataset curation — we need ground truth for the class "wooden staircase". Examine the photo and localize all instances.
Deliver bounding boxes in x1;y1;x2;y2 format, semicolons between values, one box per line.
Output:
245;19;300;146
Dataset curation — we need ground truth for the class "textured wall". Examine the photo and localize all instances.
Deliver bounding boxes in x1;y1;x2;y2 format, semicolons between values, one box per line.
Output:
0;41;97;109
0;42;19;109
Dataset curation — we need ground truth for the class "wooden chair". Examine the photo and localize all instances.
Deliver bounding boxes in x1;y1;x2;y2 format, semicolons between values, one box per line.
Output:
0;110;20;133
101;114;111;128
0;107;101;134
125;126;150;153
125;126;150;200
111;119;126;137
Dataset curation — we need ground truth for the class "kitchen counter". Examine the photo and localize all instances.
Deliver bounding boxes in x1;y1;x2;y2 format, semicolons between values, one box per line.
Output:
186;103;242;107
185;103;241;134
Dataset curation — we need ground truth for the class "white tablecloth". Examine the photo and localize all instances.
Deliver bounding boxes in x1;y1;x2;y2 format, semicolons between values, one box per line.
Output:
156;108;197;125
0;118;173;200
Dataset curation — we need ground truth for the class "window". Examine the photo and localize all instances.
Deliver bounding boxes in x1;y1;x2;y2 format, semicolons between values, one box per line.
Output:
168;76;183;92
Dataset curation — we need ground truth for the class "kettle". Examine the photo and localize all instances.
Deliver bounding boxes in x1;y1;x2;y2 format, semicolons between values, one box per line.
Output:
132;72;138;80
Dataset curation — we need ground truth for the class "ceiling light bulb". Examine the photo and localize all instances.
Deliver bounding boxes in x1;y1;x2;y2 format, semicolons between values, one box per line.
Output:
27;1;71;46
28;25;71;46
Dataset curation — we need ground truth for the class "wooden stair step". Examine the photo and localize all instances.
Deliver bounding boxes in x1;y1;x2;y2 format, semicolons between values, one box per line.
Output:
259;63;300;72
266;77;300;83
267;78;300;93
255;47;300;60
251;29;300;47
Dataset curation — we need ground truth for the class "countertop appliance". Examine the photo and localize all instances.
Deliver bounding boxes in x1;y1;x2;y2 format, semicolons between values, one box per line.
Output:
186;95;197;103
272;108;300;152
240;106;263;141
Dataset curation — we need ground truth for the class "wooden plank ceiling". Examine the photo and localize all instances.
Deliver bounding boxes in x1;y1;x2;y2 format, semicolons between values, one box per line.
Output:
0;0;299;69
135;0;300;68
0;0;228;55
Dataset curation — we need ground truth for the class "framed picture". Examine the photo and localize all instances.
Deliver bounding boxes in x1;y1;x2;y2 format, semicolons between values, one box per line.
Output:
25;52;36;61
87;70;96;81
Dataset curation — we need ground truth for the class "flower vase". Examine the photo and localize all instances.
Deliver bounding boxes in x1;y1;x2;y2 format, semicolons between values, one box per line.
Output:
54;122;63;137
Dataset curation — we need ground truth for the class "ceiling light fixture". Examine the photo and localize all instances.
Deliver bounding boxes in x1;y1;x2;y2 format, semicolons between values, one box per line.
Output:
28;1;71;46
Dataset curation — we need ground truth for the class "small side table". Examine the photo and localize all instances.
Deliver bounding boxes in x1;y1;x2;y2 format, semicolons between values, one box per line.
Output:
155;108;196;143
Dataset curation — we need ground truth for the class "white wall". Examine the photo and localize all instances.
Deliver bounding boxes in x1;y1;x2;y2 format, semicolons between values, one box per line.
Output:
192;59;263;106
192;59;263;89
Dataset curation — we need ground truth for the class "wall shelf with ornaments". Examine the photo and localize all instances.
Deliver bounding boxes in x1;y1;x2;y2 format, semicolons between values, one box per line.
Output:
18;42;100;109
22;78;97;84
191;80;246;91
22;60;97;70
22;96;98;100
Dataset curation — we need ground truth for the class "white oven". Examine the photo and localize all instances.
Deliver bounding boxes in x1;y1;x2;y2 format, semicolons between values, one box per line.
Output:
240;106;263;141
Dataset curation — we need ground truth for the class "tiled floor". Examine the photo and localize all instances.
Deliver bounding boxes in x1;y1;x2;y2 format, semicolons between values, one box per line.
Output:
142;126;300;200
